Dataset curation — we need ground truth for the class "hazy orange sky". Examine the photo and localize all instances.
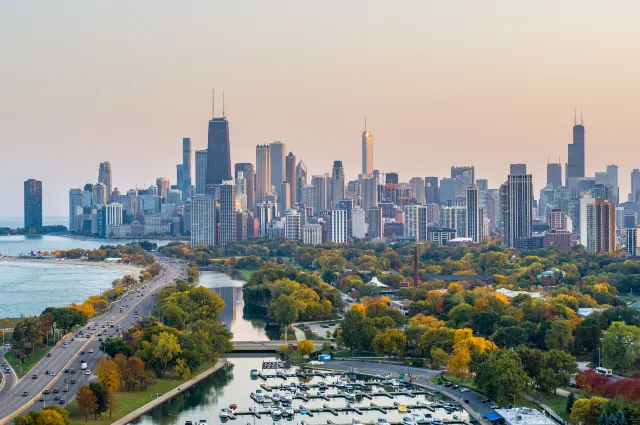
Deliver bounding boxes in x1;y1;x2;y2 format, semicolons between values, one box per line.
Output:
2;1;640;217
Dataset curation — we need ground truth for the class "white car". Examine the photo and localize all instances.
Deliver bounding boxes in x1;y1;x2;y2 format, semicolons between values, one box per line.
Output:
85;370;92;375
88;349;94;353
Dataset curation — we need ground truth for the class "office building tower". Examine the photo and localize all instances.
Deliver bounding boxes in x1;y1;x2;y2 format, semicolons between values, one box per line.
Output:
409;177;425;204
624;213;636;229
235;212;248;241
191;195;216;246
466;185;481;243
580;198;615;253
505;173;533;247
346;180;362;208
405;205;428;242
476;179;488;192
550;209;568;231
269;141;286;201
594;165;619;203
362;120;373;174
255;145;271;204
311;175;328;215
296;159;308;202
331;161;345;208
301;185;316;215
625;227;638;256
616;207;625;230
177;137;192;195
336;199;354;220
566;111;586;185
439;178;458;206
205;94;232;195
279;182;291;215
579;197;596;252
219;181;236;247
451;166;475;185
386;172;399;185
302;223;323;245
499;183;509;245
93;183;107;206
156;177;170;199
23;179;42;232
631;169;640;204
195;149;208;195
82;184;93;208
361;174;378;214
105;203;123;227
68;189;82;231
98;162;112;196
546;162;562;189
257;202;278;237
425;177;439;204
368;207;383;239
285;152;297;205
284;209;301;240
510;164;527;175
330;209;348;243
234;163;254;211
167;189;182;206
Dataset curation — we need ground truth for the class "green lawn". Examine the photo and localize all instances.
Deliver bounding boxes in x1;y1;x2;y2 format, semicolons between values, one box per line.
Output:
234;268;254;281
67;362;216;425
536;393;573;424
5;346;54;378
0;317;24;329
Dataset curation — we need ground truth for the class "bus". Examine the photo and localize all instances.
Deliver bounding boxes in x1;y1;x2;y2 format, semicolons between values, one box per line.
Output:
595;367;612;376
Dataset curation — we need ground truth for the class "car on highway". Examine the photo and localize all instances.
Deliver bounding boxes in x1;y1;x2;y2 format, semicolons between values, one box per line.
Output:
85;370;92;375
80;351;85;355
54;395;60;401
53;388;59;393
39;397;45;402
88;349;94;353
32;374;37;379
63;387;68;392
4;368;10;373
43;389;50;394
70;379;76;384
59;399;65;405
22;392;28;397
70;369;76;374
63;343;68;348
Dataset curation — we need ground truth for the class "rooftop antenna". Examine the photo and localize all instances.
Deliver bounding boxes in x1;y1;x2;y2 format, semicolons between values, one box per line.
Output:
212;89;215;118
364;116;367;132
574;107;577;125
223;91;226;118
581;108;583;125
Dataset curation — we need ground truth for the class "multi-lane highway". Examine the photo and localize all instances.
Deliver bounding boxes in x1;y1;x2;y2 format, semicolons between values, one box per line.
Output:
0;255;185;424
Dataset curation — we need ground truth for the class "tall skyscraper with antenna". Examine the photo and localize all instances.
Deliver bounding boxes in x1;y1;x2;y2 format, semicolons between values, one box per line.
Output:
362;118;373;174
205;90;232;197
566;109;585;185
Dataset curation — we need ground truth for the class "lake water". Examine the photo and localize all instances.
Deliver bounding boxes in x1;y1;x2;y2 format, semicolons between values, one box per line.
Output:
0;260;128;317
0;235;171;257
199;272;268;342
0;217;68;229
133;357;468;425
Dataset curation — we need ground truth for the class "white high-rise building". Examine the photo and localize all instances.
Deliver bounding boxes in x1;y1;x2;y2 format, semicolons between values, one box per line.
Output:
191;195;216;246
330;209;348;243
105;203;123;226
302;223;323;245
550;209;568;231
255;145;271;204
352;207;367;239
195;149;207;195
409;177;426;204
625;227;639;256
440;205;467;237
466;185;481;243
219;181;236;247
579;197;596;252
301;185;316;216
284;209;301;240
361;174;378;214
404;205;428;242
257;202;278;237
362;120;373;174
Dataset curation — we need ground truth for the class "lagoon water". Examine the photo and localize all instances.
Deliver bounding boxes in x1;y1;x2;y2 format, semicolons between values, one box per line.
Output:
0;260;127;317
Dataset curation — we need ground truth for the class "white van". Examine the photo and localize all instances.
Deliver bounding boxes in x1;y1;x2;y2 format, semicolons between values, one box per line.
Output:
595;367;612;376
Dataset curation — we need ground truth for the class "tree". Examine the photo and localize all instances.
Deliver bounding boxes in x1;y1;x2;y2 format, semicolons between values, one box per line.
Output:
566;392;576;414
494;327;528;348
101;338;134;358
571;397;608;425
269;294;300;342
545;320;574;350
601;322;640;372
88;381;109;419
107;389;118;420
96;358;121;392
535;349;578;394
36;408;66;425
297;339;314;357
472;349;530;404
340;308;367;354
430;347;448;369
574;324;602;355
174;358;191;380
448;343;471;378
77;386;98;422
150;331;182;377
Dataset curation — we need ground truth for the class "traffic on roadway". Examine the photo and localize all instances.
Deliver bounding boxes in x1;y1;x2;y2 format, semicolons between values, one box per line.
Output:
0;255;185;423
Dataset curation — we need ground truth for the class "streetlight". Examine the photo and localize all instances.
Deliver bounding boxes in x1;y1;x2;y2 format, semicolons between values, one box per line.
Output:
597;348;601;368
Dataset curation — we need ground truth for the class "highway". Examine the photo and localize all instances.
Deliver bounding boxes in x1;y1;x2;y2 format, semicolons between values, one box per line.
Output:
0;255;185;424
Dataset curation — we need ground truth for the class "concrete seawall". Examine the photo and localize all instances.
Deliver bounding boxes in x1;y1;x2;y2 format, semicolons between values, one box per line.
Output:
112;358;227;425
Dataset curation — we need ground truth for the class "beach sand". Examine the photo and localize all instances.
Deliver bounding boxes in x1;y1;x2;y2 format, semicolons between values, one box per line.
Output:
0;256;141;277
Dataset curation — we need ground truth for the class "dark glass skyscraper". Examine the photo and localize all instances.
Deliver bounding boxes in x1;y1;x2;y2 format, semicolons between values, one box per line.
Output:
567;113;585;185
24;179;42;232
206;117;232;195
546;162;562;189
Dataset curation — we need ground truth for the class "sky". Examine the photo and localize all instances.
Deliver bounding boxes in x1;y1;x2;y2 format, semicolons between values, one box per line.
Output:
2;1;640;217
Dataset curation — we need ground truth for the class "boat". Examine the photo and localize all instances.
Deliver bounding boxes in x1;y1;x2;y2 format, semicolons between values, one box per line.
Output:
453;415;459;420
377;419;389;425
229;404;237;410
219;409;230;419
423;414;433;423
272;394;281;402
271;409;282;417
432;420;442;425
345;392;355;400
290;382;297;389
284;392;293;401
284;408;294;417
390;379;401;387
351;418;363;425
198;421;208;425
403;414;417;423
300;409;309;416
398;406;408;413
250;369;259;377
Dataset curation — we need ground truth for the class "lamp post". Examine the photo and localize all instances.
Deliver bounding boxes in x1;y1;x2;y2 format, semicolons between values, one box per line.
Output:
597;348;601;368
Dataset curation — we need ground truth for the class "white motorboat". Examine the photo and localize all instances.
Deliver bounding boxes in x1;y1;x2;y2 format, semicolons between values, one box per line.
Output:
219;409;230;419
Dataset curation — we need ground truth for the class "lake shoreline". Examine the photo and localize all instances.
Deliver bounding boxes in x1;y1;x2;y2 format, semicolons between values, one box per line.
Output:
0;256;141;277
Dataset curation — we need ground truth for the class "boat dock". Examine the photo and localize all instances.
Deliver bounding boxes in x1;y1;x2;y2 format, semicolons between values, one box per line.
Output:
229;402;455;418
255;370;346;380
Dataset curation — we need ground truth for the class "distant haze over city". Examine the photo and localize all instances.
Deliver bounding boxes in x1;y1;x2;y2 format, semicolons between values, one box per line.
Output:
3;1;640;216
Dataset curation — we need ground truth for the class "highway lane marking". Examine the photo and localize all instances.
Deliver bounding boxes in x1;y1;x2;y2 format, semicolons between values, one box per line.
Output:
0;263;180;424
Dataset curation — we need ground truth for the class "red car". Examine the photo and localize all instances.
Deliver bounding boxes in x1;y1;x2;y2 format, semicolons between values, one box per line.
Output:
53;388;59;394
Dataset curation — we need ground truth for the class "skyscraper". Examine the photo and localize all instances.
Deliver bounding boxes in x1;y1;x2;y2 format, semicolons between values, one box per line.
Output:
68;188;82;231
195;149;207;195
234;163;254;211
425;177;439;204
451;166;475;185
362;119;373;174
156;177;170;199
24;179;42;232
255;145;271;204
361;174;378;214
98;162;112;196
331;161;345;209
219;181;236;247
295;160;307;200
368;207;383;239
466;185;481;243
330;209;348;243
580;197;615;253
191;195;216;246
505;173;533;247
625;227;638;256
546;162;562;189
404;205;428;242
284;208;301;240
386;172;399;185
179;138;192;195
285;152;297;206
269;141;286;201
311;175;328;215
409;177;425;204
566;111;585;185
205;93;232;195
93;183;107;206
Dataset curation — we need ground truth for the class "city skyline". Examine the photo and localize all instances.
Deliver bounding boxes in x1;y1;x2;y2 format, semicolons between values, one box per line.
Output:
4;2;640;216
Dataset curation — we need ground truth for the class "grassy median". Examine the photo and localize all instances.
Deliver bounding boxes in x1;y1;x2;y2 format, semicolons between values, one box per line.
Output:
5;346;53;378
